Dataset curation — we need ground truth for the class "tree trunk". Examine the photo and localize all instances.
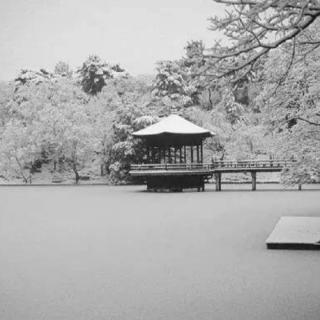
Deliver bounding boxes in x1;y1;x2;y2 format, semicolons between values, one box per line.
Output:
75;170;80;184
73;164;80;184
208;88;213;109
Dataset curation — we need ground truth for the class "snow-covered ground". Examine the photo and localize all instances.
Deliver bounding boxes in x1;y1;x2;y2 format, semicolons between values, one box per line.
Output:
1;185;320;320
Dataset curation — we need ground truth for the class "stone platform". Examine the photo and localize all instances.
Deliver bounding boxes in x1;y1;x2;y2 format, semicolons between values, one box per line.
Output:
266;217;320;250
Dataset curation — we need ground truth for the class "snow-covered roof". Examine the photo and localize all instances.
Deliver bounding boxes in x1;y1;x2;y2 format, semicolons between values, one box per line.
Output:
132;114;214;137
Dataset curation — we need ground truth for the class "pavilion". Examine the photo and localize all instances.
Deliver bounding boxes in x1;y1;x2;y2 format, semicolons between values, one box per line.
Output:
129;114;214;191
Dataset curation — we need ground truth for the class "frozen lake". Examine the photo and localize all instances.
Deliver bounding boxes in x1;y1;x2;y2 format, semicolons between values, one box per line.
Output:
1;185;320;320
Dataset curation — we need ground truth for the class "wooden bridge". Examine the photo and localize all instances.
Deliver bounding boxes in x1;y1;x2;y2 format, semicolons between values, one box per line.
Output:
130;160;295;191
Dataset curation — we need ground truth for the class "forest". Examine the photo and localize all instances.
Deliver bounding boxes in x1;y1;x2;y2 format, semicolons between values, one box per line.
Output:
0;0;320;185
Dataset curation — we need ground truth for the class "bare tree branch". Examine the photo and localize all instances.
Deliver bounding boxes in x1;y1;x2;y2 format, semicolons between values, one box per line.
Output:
296;117;320;126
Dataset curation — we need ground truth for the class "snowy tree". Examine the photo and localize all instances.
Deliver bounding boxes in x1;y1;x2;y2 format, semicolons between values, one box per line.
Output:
32;80;94;183
77;55;125;95
253;37;320;183
54;61;73;78
14;68;55;87
0;119;42;183
208;0;320;78
60;105;95;183
0;82;14;127
108;111;158;183
153;60;196;109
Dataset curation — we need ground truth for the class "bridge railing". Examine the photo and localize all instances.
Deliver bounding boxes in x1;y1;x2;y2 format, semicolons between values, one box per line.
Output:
211;159;295;169
130;160;295;171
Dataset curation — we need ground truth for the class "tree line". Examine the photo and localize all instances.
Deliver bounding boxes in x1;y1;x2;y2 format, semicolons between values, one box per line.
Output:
0;0;319;184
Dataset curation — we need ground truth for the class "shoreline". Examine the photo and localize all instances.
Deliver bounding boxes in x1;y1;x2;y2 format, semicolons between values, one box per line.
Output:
1;181;320;187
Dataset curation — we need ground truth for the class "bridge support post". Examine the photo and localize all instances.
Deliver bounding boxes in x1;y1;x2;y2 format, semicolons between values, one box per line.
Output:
215;172;221;191
251;171;257;191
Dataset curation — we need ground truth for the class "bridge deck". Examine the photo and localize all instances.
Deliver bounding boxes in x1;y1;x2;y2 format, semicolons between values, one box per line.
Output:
130;160;292;175
129;160;296;191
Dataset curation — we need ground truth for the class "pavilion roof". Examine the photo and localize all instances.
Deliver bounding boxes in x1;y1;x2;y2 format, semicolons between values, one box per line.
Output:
132;114;214;138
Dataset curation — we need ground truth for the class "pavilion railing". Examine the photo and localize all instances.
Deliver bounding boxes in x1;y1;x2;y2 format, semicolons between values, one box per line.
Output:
130;163;212;171
130;160;295;171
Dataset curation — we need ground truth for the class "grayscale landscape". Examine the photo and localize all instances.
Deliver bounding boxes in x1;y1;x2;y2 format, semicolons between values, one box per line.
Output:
1;1;320;319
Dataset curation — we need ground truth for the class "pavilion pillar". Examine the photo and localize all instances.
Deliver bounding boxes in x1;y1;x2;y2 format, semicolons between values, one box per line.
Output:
179;146;182;163
174;147;177;163
196;145;200;163
200;142;203;163
191;146;194;163
184;146;187;163
168;147;171;163
162;147;165;163
151;147;155;163
146;146;150;163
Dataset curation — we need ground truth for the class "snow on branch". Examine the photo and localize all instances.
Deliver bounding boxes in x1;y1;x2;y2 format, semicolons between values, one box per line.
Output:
205;0;320;79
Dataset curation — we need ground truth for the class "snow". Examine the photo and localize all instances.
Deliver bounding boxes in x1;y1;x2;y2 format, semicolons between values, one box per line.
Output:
266;216;320;245
1;186;320;320
132;114;214;137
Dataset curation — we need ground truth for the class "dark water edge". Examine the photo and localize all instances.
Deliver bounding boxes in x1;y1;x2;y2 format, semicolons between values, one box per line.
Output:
1;182;320;192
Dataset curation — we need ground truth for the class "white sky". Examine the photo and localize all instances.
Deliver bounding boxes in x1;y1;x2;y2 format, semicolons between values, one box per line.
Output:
0;0;225;80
